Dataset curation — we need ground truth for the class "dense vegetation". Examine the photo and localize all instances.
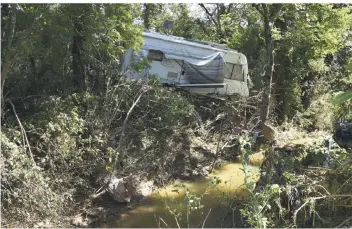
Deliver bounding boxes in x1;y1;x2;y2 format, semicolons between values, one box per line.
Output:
1;3;352;228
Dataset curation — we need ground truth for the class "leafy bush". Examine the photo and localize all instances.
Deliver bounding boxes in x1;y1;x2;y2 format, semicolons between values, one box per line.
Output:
1;133;71;227
1;76;199;227
297;93;335;131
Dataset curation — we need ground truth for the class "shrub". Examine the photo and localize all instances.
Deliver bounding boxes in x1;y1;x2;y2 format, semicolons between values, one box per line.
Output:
1;133;70;227
297;93;335;131
1;77;198;227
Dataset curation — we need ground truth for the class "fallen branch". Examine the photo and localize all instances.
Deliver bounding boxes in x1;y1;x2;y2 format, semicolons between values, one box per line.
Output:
158;216;170;228
335;215;352;228
306;166;332;170
90;189;108;199
202;208;212;228
293;195;352;225
153;214;161;229
334;175;352;194
116;87;147;167
210;119;224;173
9;101;36;166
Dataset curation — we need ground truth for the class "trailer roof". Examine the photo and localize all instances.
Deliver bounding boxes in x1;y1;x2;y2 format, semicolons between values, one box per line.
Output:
143;31;239;54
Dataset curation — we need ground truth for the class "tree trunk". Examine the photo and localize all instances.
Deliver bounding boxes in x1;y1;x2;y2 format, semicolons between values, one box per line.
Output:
254;4;283;125
216;4;222;42
1;58;11;95
301;73;314;109
273;16;289;124
72;20;86;92
143;4;151;30
259;13;274;124
273;64;286;124
1;4;17;113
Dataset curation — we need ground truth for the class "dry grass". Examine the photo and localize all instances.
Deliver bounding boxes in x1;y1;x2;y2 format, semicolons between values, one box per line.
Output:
276;123;329;147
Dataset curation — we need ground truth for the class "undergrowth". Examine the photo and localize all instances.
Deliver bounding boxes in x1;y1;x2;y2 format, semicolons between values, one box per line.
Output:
240;137;352;228
1;77;196;227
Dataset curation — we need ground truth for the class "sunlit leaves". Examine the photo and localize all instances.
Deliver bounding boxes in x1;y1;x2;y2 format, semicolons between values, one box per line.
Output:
345;63;352;72
288;4;352;59
332;91;352;105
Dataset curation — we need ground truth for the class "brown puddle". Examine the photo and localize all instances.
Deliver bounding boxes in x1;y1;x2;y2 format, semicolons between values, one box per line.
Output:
100;162;259;228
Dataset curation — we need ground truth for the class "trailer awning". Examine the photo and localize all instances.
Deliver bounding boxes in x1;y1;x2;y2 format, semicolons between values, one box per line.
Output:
164;52;224;66
178;83;226;88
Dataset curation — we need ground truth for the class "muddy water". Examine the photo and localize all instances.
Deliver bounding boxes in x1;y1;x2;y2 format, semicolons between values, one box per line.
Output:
101;162;259;228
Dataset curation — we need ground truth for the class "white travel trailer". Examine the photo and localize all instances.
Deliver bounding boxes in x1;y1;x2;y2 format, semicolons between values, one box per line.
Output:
121;31;252;97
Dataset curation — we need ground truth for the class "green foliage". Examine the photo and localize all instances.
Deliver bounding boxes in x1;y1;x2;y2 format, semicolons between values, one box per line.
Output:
1;130;73;227
2;3;143;99
345;62;352;71
224;3;352;123
1;77;198;226
142;4;213;41
241;137;352;228
332;91;352;105
288;4;352;59
278;4;352;121
283;78;304;121
298;93;335;131
240;184;283;228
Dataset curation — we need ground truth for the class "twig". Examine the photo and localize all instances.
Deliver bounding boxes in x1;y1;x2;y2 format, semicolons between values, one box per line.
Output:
116;88;146;167
306;166;332;170
210;119;224;173
293;195;352;225
202;208;212;228
187;205;189;228
314;184;331;196
199;4;218;26
90;189;108;199
232;207;236;227
335;215;352;228
8;101;36;166
153;214;161;228
174;214;181;229
159;216;170;228
332;205;352;207
334;175;352;194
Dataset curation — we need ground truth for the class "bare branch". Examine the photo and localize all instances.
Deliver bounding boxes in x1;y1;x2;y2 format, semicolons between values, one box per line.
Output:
158;217;170;228
199;3;218;26
210;119;224;173
335;215;352;228
253;4;265;17
269;4;284;21
116;87;148;166
202;208;212;228
9;101;36;166
293;195;352;226
1;4;17;94
262;4;269;19
227;3;234;13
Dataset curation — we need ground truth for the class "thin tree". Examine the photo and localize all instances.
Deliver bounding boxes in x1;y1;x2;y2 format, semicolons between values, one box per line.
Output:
253;4;283;125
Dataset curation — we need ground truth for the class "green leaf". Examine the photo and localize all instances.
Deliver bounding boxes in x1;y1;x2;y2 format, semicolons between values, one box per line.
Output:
344;63;352;71
332;91;352;105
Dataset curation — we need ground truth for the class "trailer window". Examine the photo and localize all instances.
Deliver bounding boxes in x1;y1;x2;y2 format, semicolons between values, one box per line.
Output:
232;65;244;81
224;63;244;81
148;50;163;61
224;63;234;79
